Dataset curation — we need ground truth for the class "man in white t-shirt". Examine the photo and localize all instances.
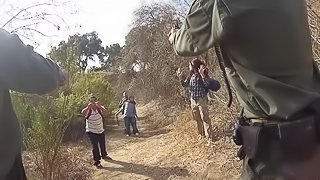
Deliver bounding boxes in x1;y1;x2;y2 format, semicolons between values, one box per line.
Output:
81;96;112;168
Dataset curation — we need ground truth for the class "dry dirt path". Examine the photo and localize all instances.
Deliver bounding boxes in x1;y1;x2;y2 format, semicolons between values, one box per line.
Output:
86;103;240;180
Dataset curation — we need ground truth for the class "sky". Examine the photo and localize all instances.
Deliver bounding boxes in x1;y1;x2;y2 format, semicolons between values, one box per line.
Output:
0;0;170;57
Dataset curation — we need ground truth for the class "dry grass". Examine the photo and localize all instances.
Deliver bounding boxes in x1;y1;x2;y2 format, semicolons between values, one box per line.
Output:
172;107;241;179
308;0;320;63
23;144;90;180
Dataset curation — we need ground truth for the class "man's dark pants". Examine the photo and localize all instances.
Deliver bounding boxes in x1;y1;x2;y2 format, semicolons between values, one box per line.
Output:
87;132;108;165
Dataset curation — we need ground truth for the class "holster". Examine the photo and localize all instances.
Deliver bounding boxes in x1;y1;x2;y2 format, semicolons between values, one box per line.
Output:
234;115;318;161
241;125;263;159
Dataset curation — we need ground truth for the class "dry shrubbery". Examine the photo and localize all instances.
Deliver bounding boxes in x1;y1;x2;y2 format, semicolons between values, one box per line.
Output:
110;3;194;106
23;145;90;180
171;108;241;179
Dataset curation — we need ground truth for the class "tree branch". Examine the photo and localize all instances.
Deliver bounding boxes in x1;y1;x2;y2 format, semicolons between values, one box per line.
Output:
10;22;40;33
15;32;40;46
2;2;59;28
183;0;191;7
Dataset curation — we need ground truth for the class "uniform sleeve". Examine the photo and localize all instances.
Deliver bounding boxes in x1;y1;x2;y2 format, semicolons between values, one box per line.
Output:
0;29;64;94
172;0;223;56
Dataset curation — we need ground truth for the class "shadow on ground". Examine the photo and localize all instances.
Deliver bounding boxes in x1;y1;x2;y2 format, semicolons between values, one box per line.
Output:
100;160;190;179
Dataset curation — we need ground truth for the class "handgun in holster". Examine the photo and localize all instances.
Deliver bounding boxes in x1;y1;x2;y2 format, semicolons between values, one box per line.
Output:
233;115;319;161
232;116;248;160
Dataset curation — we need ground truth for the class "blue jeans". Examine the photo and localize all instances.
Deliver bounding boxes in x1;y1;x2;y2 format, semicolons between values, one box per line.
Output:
124;117;139;135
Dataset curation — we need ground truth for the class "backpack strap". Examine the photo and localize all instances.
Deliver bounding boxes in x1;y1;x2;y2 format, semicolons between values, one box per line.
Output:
86;107;104;120
96;107;104;118
85;108;92;120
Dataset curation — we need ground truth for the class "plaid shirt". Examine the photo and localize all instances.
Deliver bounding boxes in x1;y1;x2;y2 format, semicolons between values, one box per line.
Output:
182;74;208;100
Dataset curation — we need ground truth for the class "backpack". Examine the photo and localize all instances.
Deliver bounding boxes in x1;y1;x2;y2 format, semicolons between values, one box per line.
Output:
204;78;221;92
185;74;221;92
85;107;104;120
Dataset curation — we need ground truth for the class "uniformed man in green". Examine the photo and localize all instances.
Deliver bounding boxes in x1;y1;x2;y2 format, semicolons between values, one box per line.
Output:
0;29;67;180
169;0;320;179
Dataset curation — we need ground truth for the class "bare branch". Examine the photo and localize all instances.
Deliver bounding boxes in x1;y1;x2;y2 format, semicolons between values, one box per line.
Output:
16;27;58;38
183;0;191;7
2;2;60;28
10;22;41;32
15;32;40;46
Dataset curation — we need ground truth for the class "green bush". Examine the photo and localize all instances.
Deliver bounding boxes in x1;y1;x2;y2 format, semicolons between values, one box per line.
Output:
71;73;117;111
11;72;117;179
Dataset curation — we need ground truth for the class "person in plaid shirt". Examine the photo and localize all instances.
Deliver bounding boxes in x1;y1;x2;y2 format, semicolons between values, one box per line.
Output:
177;58;213;146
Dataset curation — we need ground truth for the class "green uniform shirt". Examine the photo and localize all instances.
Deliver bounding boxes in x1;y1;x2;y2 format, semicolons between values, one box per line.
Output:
0;29;63;178
172;0;320;120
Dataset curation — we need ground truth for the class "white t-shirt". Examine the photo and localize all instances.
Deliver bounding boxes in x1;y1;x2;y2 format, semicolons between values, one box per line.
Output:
85;109;104;134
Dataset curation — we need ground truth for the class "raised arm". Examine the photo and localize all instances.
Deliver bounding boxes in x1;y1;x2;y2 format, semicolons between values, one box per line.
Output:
81;105;90;117
0;29;65;94
170;0;222;56
96;103;107;115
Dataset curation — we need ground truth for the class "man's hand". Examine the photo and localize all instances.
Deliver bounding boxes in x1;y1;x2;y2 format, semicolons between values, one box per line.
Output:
88;102;95;109
168;27;178;44
95;102;101;107
176;68;183;78
199;65;207;79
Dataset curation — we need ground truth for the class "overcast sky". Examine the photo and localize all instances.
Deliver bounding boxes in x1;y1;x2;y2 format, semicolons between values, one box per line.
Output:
1;0;170;56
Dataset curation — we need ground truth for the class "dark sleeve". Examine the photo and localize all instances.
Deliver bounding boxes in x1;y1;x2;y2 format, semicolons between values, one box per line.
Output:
202;77;210;88
181;76;191;87
0;29;64;94
133;105;137;115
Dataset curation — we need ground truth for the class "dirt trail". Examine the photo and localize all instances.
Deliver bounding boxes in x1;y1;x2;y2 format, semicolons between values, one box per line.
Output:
84;103;239;180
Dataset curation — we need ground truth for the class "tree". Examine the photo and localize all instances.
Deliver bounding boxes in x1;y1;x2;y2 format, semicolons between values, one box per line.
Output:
170;0;193;18
49;32;105;71
102;43;122;70
112;3;190;102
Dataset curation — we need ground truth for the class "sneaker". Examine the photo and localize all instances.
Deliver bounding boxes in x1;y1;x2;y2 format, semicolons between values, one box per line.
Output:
126;134;130;137
103;155;112;161
95;163;103;168
135;133;139;136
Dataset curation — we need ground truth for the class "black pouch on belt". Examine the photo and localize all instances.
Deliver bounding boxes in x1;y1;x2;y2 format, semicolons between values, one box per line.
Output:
278;116;317;161
240;125;263;159
240;116;318;161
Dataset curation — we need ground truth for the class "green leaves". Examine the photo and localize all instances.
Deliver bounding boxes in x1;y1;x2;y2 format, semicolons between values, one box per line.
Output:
49;32;105;71
11;71;117;179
